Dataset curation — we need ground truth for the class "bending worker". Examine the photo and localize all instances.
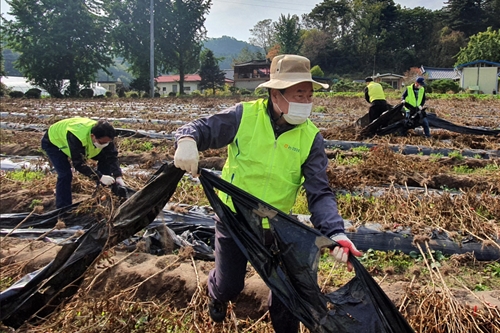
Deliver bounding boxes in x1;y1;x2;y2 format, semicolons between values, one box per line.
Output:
173;54;362;333
364;76;388;122
401;76;430;137
41;117;125;208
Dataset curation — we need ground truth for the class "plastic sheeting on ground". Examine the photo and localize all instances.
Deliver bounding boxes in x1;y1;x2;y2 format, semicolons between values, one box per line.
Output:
0;163;185;328
358;103;500;138
199;168;414;333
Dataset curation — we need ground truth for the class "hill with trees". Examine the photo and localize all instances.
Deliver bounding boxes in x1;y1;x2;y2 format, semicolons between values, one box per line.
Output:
203;36;264;69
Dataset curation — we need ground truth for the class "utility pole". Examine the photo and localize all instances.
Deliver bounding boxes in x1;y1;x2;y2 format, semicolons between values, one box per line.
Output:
372;54;376;77
149;0;155;98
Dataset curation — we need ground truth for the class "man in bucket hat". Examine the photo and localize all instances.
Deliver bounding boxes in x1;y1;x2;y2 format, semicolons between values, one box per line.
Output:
173;54;361;332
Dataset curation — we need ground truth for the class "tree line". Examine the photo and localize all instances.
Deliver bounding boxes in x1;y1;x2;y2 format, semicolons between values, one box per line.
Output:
1;0;499;97
248;0;500;78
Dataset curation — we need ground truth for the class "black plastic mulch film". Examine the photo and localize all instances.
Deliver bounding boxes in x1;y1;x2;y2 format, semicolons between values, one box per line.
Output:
1;163;414;332
199;168;414;333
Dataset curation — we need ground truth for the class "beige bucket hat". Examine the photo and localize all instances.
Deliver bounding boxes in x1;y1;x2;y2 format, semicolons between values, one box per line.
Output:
257;54;329;90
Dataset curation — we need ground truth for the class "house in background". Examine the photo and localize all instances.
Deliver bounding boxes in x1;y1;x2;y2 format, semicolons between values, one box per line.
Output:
156;74;202;95
373;73;404;90
420;66;460;82
156;74;233;95
455;60;500;94
233;59;270;91
97;79;124;95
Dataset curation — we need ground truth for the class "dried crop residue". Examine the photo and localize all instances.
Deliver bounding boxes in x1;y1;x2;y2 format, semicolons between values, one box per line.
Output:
1;97;499;332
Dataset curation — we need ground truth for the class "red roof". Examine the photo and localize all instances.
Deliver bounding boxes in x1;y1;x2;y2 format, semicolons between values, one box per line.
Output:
156;74;202;83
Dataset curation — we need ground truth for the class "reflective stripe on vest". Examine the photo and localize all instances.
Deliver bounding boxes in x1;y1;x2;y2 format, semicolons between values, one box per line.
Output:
219;99;318;228
47;118;102;158
367;82;385;102
405;84;424;107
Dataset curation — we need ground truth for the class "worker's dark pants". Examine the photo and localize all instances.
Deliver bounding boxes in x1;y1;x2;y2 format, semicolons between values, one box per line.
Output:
368;101;388;122
421;117;431;137
41;133;73;208
208;218;300;333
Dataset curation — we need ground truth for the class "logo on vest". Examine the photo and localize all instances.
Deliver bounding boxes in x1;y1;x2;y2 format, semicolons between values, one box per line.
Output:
284;143;300;153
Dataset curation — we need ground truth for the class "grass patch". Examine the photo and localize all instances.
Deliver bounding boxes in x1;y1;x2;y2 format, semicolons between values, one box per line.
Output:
5;169;45;181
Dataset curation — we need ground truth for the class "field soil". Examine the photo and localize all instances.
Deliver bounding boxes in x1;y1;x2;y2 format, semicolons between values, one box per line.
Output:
0;96;499;332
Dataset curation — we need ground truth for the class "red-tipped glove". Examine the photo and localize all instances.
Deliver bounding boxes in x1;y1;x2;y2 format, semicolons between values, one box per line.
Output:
330;233;362;272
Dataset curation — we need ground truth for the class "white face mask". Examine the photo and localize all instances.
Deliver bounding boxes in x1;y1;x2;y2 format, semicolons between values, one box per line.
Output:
93;141;109;149
279;92;313;125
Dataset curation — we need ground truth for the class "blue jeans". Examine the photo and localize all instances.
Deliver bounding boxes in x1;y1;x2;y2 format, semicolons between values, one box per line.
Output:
421;117;431;137
41;133;73;208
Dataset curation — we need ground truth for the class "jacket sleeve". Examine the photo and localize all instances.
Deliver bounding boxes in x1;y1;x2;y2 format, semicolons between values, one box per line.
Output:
94;142;123;177
364;87;370;103
175;103;243;150
67;132;101;180
302;132;345;237
401;89;408;101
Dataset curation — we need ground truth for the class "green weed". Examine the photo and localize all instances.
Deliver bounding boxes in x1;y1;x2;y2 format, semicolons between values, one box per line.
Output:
448;150;464;160
334;154;363;166
313;105;326;113
5;170;44;181
29;199;43;209
291;188;309;215
453;165;474;174
351;146;370;153
430;153;443;162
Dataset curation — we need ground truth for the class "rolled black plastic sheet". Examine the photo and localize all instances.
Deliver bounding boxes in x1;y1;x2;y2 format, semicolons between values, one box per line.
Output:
199;168;414;333
358;103;500;138
0;163;185;329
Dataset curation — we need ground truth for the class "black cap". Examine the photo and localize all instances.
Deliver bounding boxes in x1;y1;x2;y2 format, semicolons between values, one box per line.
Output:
365;77;373;82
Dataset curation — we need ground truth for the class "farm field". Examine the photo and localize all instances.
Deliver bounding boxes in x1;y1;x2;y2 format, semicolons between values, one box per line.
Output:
0;95;499;332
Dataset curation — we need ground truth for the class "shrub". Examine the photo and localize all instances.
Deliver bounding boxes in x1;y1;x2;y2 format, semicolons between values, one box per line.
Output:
79;88;94;98
240;89;252;95
168;92;176;97
191;90;202;97
8;90;24;98
142;92;150;98
129;92;139;98
430;79;459;94
154;92;161;98
25;88;42;99
105;91;113;98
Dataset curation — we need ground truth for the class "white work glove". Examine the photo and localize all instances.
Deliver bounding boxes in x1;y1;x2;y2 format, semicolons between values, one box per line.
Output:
100;175;115;186
330;233;362;272
115;176;126;187
418;105;423;111
174;137;199;177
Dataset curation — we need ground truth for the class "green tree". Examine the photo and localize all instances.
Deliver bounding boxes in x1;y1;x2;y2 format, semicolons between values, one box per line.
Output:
274;14;303;55
310;65;325;77
444;0;487;37
3;0;113;97
249;19;276;54
199;49;226;94
483;0;500;30
232;46;265;65
455;27;500;64
160;0;211;95
304;0;352;39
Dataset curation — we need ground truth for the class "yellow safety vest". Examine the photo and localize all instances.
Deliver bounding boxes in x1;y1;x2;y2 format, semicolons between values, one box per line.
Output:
405;84;424;107
367;82;385;102
219;99;318;227
48;118;103;159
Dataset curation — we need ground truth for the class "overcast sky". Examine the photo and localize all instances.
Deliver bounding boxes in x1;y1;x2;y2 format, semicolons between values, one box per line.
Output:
1;0;445;42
